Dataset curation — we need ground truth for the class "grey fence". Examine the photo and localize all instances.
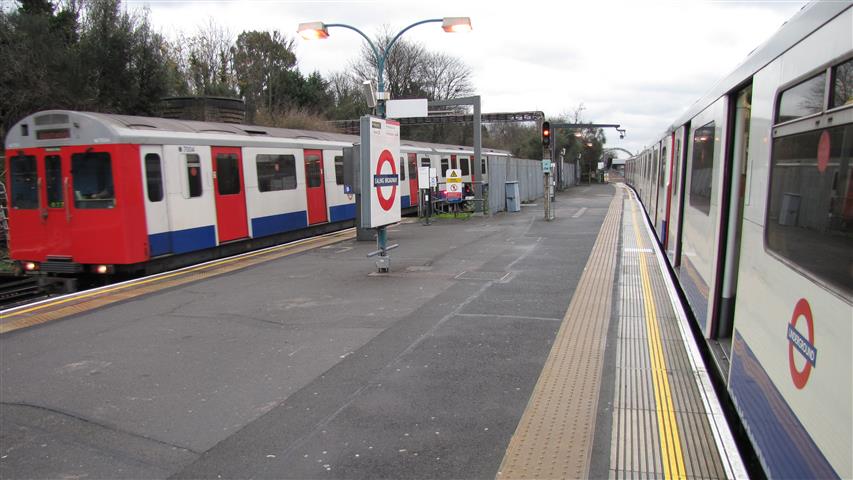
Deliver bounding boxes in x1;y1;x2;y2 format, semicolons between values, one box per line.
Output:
485;156;544;215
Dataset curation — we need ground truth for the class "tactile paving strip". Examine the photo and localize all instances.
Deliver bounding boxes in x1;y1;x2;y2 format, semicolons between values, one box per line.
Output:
497;188;623;479
0;229;355;334
609;190;728;479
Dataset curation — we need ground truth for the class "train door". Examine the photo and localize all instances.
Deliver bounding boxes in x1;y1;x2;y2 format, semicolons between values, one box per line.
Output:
407;153;419;206
714;85;752;347
650;146;660;224
656;142;669;241
303;149;328;224
140;146;171;256
41;151;71;258
668;124;689;266
211;146;249;242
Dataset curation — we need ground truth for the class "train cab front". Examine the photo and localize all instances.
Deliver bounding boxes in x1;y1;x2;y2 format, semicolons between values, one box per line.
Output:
5;112;149;289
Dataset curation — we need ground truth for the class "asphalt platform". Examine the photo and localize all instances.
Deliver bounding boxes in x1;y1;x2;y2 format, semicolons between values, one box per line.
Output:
1;184;615;479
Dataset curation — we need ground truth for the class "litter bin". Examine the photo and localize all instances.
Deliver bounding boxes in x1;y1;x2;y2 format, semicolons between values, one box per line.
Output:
505;181;520;212
779;193;801;226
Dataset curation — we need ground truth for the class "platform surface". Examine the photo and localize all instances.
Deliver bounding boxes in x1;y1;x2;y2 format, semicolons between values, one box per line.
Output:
0;184;740;479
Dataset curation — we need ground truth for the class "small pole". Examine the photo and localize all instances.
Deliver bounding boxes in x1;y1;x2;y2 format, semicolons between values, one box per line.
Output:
376;225;389;272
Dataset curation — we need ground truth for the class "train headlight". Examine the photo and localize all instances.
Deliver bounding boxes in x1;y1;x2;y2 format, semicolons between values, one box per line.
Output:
92;265;114;275
23;262;39;272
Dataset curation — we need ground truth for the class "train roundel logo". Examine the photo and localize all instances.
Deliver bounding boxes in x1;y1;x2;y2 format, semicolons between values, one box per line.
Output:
374;149;398;211
787;298;817;389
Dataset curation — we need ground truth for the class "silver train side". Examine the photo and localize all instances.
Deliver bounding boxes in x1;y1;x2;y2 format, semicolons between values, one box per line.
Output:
624;2;851;478
4;111;534;283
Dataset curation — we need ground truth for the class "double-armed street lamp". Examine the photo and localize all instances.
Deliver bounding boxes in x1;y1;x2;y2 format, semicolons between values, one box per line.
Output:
297;17;472;118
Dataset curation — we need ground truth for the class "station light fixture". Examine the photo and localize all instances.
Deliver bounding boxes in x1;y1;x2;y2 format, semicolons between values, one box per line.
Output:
297;21;330;40
442;17;473;33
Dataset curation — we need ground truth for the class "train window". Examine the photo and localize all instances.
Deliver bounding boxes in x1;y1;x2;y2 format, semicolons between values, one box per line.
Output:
399;156;406;181
481;157;487;175
144;154;163;202
186;154;203;198
830;58;853;109
408;155;417;183
421;157;430;168
673;139;681;196
305;153;322;188
256;154;296;192
45;155;64;208
766;123;853;297
660;147;667;188
689;122;715;215
777;72;826;123
334;156;344;185
215;153;241;195
71;152;114;209
9;154;38;209
441;158;449;177
461;157;470;176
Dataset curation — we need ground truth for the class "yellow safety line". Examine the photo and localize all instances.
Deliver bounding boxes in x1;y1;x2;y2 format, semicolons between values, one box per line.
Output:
1;229;354;320
628;192;687;480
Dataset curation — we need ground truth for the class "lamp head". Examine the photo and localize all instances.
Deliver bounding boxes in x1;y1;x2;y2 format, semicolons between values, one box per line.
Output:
442;17;472;33
298;22;329;40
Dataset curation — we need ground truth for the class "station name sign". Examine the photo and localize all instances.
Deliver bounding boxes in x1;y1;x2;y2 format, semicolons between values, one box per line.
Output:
359;116;401;228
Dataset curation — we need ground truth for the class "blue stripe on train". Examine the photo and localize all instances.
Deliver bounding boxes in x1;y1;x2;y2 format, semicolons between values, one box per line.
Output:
730;332;839;479
148;231;172;257
148;225;217;256
676;256;709;330
251;211;308;238
329;203;356;222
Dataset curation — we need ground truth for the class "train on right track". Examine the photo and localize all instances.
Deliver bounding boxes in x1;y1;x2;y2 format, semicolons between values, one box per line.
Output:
624;2;851;478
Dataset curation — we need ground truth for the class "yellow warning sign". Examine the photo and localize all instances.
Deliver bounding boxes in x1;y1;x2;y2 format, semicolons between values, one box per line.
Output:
447;168;462;183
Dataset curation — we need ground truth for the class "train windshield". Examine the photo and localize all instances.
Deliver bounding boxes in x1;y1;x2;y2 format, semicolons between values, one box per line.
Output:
9;154;38;209
71;152;114;209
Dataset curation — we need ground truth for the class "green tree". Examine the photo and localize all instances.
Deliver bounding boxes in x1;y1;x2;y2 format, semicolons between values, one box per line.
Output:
232;30;296;123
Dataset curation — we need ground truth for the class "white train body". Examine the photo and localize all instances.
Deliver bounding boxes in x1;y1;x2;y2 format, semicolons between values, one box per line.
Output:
626;3;852;478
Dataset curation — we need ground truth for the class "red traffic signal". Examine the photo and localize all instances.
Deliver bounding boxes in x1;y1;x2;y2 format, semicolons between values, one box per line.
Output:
542;121;551;147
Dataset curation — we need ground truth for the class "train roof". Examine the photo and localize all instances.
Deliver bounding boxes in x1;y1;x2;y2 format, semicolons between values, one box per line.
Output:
665;0;850;136
5;110;513;157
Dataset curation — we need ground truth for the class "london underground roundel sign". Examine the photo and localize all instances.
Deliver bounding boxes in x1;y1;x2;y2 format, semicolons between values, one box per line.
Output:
360;116;401;228
375;149;398;211
787;298;817;389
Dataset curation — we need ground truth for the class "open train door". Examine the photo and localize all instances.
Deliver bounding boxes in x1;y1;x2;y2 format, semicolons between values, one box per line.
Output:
304;149;328;224
407;153;418;206
211;146;249;243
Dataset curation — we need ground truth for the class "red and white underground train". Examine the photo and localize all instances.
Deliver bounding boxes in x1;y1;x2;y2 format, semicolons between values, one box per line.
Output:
3;112;506;280
625;2;851;478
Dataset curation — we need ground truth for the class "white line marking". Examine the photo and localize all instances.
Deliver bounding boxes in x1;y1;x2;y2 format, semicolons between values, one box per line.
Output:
572;207;587;218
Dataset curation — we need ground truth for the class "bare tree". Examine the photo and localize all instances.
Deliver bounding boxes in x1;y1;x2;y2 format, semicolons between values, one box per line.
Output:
419;51;473;100
176;18;237;96
349;26;427;100
349;25;472;102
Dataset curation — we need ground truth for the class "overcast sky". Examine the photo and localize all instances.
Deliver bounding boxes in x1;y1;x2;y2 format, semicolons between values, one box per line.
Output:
127;0;807;156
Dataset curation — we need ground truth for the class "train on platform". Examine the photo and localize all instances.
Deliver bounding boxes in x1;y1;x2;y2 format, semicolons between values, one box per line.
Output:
3;111;506;283
625;2;851;478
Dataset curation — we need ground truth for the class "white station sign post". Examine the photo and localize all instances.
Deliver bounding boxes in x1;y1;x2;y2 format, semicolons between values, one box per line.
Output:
359;116;401;272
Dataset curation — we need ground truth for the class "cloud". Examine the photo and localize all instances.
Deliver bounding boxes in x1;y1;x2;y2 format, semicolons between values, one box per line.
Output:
128;0;807;155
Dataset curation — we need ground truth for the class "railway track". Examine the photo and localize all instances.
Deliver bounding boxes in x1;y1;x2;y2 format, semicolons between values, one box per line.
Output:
0;277;48;309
